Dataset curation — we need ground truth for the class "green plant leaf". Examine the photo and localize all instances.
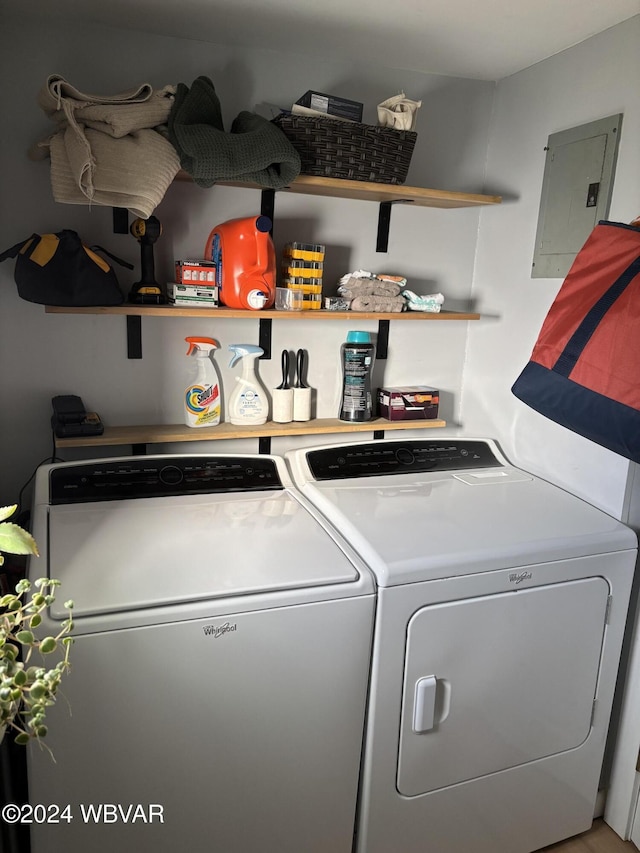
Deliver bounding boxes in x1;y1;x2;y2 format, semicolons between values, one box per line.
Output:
0;505;17;523
15;631;35;645
0;523;39;557
29;682;47;700
13;670;27;687
39;637;57;654
3;644;19;661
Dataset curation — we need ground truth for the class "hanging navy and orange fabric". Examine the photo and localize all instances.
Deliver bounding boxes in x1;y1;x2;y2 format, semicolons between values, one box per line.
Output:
512;220;640;462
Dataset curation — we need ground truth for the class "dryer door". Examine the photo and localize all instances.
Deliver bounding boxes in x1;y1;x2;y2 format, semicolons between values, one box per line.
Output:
397;577;609;796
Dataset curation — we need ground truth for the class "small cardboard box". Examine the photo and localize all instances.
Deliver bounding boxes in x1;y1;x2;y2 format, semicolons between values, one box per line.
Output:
377;386;439;420
175;260;216;284
169;284;219;307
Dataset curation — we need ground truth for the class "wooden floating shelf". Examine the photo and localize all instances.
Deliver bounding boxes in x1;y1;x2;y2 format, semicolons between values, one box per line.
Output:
45;306;480;321
47;170;494;453
174;172;502;210
54;418;448;449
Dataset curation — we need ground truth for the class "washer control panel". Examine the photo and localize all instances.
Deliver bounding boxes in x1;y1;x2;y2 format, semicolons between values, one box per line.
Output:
50;456;283;504
306;440;501;481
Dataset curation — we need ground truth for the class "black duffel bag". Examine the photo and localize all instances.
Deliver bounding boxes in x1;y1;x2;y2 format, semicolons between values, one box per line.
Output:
0;229;132;306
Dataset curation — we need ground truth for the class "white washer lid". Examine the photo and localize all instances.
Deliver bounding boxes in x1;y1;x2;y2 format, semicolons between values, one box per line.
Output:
294;470;636;586
45;489;360;618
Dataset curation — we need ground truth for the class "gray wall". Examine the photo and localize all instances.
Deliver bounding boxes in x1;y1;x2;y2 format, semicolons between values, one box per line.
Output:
464;17;640;516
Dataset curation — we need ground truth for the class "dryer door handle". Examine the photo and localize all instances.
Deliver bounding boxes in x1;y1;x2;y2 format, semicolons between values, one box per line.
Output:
413;676;438;733
413;675;452;733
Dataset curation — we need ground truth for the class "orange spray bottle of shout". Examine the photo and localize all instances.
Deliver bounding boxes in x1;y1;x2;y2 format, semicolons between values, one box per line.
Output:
184;336;222;427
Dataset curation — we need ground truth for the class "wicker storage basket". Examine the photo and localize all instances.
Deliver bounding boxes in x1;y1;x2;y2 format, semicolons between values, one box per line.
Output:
274;115;417;185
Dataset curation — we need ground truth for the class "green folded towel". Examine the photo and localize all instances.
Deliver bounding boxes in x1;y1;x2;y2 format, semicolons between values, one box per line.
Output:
168;76;301;189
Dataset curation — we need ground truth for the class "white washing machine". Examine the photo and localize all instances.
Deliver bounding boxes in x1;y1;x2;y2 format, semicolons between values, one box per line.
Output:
286;437;638;853
27;453;375;853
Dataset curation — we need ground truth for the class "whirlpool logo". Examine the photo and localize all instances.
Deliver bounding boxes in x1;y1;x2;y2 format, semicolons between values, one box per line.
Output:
202;622;237;638
509;571;532;585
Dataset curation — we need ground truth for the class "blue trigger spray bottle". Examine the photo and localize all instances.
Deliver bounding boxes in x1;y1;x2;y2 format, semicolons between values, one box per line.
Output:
228;344;269;425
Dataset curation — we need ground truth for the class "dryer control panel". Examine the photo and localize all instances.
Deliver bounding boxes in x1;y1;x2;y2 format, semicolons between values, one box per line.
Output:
50;456;284;504
306;440;502;481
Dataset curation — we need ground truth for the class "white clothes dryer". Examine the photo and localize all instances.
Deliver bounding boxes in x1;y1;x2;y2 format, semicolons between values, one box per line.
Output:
286;437;638;853
27;453;375;853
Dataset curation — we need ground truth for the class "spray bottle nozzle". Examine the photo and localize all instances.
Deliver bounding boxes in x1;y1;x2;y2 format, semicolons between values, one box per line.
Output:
228;344;264;368
186;336;220;356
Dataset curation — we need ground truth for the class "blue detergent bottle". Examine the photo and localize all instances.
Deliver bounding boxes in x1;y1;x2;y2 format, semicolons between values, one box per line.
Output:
339;331;376;422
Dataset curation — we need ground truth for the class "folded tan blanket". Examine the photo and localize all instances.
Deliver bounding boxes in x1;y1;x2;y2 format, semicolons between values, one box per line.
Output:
48;128;180;219
38;74;176;138
34;74;179;217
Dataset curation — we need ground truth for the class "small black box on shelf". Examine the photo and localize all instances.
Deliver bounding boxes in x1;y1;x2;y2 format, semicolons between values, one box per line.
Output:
295;90;363;123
